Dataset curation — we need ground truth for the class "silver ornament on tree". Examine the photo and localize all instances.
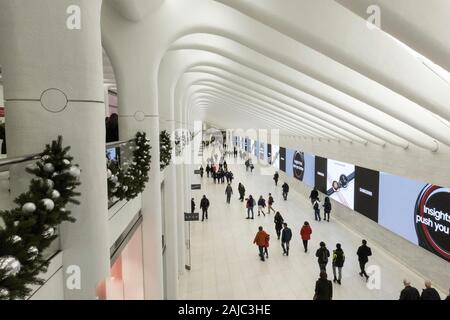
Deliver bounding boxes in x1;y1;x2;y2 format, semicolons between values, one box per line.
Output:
43;163;55;173
27;247;39;261
42;226;55;238
51;190;60;199
107;169;112;178
22;202;36;213
0;288;9;298
41;155;50;162
63;159;71;165
41;198;55;211
68;166;81;177
0;256;21;278
45;179;54;189
9;235;22;244
110;175;118;183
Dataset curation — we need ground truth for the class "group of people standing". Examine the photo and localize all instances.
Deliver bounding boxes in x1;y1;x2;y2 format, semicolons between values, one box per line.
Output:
309;187;332;222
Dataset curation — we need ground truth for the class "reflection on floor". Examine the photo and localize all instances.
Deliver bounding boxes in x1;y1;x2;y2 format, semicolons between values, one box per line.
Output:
178;150;443;300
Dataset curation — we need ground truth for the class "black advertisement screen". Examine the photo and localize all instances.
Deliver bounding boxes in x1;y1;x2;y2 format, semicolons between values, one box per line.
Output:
279;147;286;172
354;166;380;222
314;156;327;194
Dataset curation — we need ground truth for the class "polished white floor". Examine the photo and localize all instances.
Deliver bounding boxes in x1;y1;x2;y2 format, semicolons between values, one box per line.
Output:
178;149;443;300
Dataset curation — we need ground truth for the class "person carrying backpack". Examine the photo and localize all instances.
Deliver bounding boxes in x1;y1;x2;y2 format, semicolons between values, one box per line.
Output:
332;243;345;285
200;195;210;222
323;197;332;222
282;182;289;200
257;196;266;216
315;241;330;273
313;198;321;221
267;193;275;213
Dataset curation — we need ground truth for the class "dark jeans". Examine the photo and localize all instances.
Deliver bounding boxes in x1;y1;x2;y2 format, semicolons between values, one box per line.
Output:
315;209;321;221
324;211;330;221
239;193;245;201
247;207;254;218
258;246;265;261
202;208;208;221
276;228;282;240
282;192;288;200
302;240;308;252
226;194;231;203
359;261;368;277
282;241;290;255
319;262;328;273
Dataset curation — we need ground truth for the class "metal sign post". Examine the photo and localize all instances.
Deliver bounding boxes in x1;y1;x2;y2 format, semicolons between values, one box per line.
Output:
184;212;199;270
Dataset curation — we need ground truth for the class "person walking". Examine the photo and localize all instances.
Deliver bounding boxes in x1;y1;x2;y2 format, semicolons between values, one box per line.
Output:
274;211;284;240
282;182;289;200
300;221;312;253
314;272;333;300
223;160;228;171
281;223;292;256
267;193;275;213
212;168;217;184
200;195;210;222
357;239;372;281
199;165;204;178
420;280;441;300
253;226;269;262
257;195;266;216
191;198;195;214
273;172;279;186
309;187;319;205
225;183;233;204
332;243;345;285
315;242;330;273
245;159;250;171
323;197;332;222
313;198;321;221
246;195;255;219
264;232;270;259
238;183;246;202
399;280;420;300
206;164;211;178
229;171;234;184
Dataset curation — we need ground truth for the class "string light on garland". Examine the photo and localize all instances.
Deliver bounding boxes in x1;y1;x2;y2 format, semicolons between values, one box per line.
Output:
0;136;80;300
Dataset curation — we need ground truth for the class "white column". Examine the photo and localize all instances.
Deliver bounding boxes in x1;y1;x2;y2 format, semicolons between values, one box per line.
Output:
0;0;109;299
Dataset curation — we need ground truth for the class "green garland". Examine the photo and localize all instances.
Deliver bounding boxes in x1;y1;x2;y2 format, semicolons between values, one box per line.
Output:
160;130;172;170
107;132;151;201
0;136;80;300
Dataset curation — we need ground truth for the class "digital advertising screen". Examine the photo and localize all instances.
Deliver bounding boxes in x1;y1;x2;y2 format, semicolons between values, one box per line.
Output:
279;147;286;172
303;152;315;188
292;151;305;182
259;142;265;160
254;140;259;157
378;173;450;262
354;166;379;222
314;156;327;194
285;148;295;177
326;158;355;209
267;144;272;164
271;144;280;170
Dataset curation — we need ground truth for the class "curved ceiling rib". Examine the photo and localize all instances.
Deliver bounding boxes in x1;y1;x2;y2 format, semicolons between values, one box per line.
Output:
215;0;450;121
168;34;445;150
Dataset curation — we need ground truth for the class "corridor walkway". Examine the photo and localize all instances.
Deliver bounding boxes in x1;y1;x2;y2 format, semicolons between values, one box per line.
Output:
178;149;442;300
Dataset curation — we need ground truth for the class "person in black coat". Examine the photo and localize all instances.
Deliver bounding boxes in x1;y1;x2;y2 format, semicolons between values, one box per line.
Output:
332;243;345;285
281;223;292;256
199;166;204;178
282;182;289;200
273;172;279;186
357;240;372;281
399;280;420;300
238;183;245;202
200;195;210;222
316;241;330;273
323;197;332;222
191;198;195;214
314;272;333;300
205;164;211;178
273;212;284;240
309;187;319;205
420;280;441;300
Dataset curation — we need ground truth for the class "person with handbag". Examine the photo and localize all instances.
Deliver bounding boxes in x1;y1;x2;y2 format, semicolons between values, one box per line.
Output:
300;221;312;253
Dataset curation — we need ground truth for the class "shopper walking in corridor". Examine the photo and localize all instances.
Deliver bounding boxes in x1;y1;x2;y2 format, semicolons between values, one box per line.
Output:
281;223;292;256
316;241;330;273
313;198;321;221
309;187;319;205
206;164;211;178
199;165;204;178
273;171;279;186
357;239;372;281
191;198;195;214
238;183;245;202
314;272;333;300
420;280;441;300
246;195;255;219
274;211;284;240
300;221;312;253
332;243;345;285
399;280;420;300
257;195;266;216
225;183;233;204
253;226;269;262
264;232;270;259
281;182;289;200
200;195;210;222
268;193;275;213
323;197;332;222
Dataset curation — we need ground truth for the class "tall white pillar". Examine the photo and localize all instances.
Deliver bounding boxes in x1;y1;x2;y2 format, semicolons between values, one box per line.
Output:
0;0;110;299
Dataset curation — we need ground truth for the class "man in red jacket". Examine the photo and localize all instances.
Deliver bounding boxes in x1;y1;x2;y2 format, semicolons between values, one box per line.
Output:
253;226;269;261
